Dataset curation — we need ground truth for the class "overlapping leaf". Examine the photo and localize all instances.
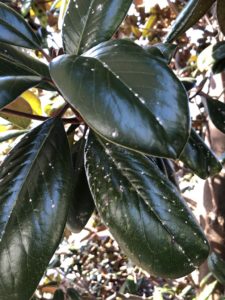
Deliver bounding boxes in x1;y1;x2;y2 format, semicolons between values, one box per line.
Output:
85;132;209;278
0;42;50;79
50;40;190;159
180;129;222;179
165;0;216;43
217;0;225;36
153;158;178;187
62;0;132;54
0;56;42;109
0;117;73;300
145;43;177;64
208;252;225;285
0;2;41;49
206;97;225;134
67;137;95;233
0;129;27;142
0;43;54;90
197;42;225;74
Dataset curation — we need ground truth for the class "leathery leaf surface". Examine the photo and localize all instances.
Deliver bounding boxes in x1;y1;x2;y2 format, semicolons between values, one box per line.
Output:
165;0;216;43
84;133;209;278
0;118;73;300
50;40;190;159
180;129;222;179
63;0;132;55
67;137;95;233
0;2;41;49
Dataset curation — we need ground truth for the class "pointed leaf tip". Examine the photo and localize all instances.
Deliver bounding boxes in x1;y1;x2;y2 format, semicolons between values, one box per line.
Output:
85;132;209;278
50;40;190;159
0;117;73;300
180;129;222;179
0;2;41;49
165;0;216;43
63;0;132;54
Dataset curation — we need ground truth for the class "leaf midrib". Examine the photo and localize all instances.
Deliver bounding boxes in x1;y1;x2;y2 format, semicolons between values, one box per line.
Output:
75;0;96;55
0;19;39;49
0;120;57;240
92;56;170;148
96;136;193;263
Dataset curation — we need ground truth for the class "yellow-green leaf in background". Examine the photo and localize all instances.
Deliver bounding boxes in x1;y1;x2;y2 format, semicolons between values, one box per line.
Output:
58;0;69;30
0;97;32;129
50;0;62;11
21;90;42;115
142;6;158;37
0;124;12;132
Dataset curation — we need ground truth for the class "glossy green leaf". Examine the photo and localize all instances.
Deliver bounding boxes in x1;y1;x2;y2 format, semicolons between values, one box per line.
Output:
67;137;95;233
53;289;65;300
0;117;73;300
180;78;196;91
0;56;42;109
208;252;225;285
0;129;27;142
0;2;41;49
0;43;54;90
62;0;132;54
197;42;225;74
155;158;178;187
0;42;50;79
0;76;41;110
180;129;222;179
145;43;177;64
217;0;225;36
206;97;225;134
50;40;190;159
85;132;209;278
165;0;216;43
148;157;178;187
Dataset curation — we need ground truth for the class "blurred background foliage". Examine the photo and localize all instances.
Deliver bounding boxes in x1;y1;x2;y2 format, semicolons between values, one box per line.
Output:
1;0;225;299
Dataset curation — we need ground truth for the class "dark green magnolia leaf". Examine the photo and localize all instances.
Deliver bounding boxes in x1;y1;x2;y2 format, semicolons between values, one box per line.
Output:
0;117;73;300
180;78;196;91
0;76;41;110
165;0;216;43
50;40;190;159
206;97;225;134
67;137;95;233
0;56;42;109
0;129;27;142
85;132;209;278
119;276;138;295
53;289;65;300
0;2;41;49
67;288;81;300
197;42;225;74
180;129;222;179
208;252;225;285
157;158;178;187
148;157;178;188
145;43;177;64
217;0;225;36
62;0;132;55
0;42;51;79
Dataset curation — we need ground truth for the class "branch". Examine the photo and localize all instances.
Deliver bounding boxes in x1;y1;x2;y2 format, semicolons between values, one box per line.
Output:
39;48;52;63
1;108;80;124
